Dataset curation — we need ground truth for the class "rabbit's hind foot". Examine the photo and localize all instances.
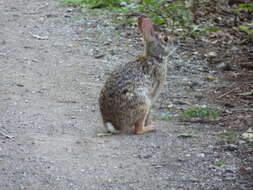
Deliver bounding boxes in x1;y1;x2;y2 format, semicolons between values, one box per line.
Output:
134;117;155;135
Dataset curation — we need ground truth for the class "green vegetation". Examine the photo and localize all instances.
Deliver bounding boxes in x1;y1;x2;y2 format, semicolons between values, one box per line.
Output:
59;0;122;8
157;114;172;121
234;2;253;13
154;113;172;121
239;25;253;42
217;130;238;144
234;2;253;43
153;106;175;121
248;141;253;148
214;161;227;167
59;0;252;43
180;107;222;121
59;0;192;29
188;25;220;36
177;133;199;138
59;0;86;6
59;0;228;37
138;0;191;26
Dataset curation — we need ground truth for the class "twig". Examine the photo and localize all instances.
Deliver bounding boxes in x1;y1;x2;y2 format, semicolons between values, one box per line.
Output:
179;119;222;125
218;86;239;98
29;32;48;40
218;82;253;99
0;130;15;139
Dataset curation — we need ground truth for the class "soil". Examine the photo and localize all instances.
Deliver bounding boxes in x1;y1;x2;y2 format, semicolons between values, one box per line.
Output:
0;0;252;189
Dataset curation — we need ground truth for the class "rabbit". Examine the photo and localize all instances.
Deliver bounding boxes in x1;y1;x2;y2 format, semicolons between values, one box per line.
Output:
99;15;178;135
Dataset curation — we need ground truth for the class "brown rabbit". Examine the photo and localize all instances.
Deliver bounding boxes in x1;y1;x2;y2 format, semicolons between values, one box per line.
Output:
99;16;178;135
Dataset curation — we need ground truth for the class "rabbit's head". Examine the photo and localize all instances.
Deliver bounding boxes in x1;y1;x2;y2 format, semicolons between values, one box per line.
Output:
138;16;178;59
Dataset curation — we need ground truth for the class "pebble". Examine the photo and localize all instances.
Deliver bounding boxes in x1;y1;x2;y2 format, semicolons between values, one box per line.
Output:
223;144;238;151
94;53;105;59
238;140;246;145
221;165;237;173
217;63;231;71
223;172;237;181
197;153;205;158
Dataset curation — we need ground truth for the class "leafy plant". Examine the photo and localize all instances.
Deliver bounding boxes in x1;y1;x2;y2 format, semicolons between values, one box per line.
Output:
234;2;253;13
59;0;86;6
217;130;238;143
214;161;227;167
248;141;253;148
138;0;191;27
180;107;222;120
59;0;122;8
188;24;220;36
239;25;253;42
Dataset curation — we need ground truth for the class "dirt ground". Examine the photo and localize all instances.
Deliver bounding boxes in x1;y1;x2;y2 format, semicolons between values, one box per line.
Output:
0;0;252;189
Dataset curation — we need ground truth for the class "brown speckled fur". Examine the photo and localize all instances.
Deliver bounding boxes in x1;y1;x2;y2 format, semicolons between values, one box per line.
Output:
99;56;166;131
99;16;178;133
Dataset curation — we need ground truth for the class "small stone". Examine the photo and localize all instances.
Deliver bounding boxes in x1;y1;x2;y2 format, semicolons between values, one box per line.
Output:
197;153;205;158
204;75;216;81
205;51;217;58
16;84;24;87
109;50;116;56
66;8;74;13
217;63;231;71
103;42;110;46
120;1;127;6
239;140;246;144
94;53;105;59
223;144;238;151
244;167;252;172
223;172;237;181
221;165;237;173
241;128;253;142
230;46;239;51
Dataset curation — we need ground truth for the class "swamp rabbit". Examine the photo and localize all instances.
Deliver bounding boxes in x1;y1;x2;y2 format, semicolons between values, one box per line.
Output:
99;16;178;135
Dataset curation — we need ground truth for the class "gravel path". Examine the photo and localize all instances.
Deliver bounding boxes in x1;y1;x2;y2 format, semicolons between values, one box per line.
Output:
0;0;250;189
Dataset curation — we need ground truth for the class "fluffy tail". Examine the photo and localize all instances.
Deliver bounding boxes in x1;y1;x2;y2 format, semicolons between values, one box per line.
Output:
104;122;117;133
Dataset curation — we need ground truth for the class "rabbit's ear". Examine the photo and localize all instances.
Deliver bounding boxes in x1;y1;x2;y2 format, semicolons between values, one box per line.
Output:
141;18;155;41
137;15;146;34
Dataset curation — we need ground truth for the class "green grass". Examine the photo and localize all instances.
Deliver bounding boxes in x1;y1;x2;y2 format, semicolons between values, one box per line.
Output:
59;0;86;6
214;161;227;167
154;113;172;121
217;130;238;144
58;0;219;38
177;133;199;138
59;0;121;8
111;17;136;25
180;107;222;121
248;141;253;148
